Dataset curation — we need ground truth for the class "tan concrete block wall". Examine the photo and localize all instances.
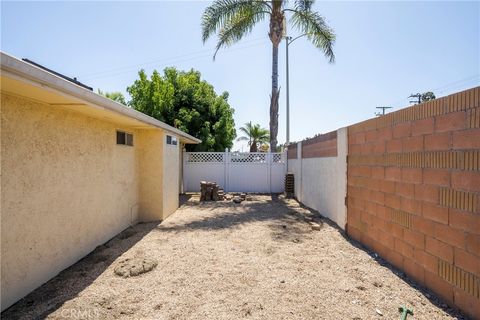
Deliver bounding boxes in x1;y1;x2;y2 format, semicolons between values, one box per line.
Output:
301;130;338;158
347;87;480;319
1;94;139;310
287;143;297;159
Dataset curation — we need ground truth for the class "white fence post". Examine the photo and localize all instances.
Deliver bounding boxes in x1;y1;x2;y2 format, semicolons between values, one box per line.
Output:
224;149;229;192
268;153;272;193
183;150;187;193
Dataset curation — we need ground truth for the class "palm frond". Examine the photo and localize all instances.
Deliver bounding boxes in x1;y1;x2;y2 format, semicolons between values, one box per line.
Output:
237;122;269;143
290;10;335;63
213;4;268;58
294;0;314;12
202;0;269;43
239;125;252;136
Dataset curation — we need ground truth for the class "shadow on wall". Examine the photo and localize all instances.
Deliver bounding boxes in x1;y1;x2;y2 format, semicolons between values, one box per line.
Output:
1;222;158;319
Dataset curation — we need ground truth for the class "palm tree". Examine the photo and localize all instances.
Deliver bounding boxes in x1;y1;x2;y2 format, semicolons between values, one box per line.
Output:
237;122;270;152
202;0;335;151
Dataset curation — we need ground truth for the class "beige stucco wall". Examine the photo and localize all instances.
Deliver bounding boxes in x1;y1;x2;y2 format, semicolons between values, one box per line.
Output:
0;93;179;310
162;135;180;219
135;131;180;221
136;129;164;221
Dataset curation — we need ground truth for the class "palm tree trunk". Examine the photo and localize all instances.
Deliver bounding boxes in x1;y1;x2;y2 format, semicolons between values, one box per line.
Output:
269;43;279;152
250;139;258;152
268;2;283;153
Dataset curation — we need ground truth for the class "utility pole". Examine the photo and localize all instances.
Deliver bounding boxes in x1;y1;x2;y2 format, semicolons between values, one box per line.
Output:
285;36;291;146
375;106;392;116
409;93;422;105
249;120;252;150
284;33;308;146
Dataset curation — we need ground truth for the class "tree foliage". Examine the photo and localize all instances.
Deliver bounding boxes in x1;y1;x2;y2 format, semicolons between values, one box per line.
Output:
237;122;270;152
421;91;436;102
97;89;127;105
127;68;236;151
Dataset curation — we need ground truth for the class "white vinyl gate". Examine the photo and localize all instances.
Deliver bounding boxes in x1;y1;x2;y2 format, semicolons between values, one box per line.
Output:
183;152;287;193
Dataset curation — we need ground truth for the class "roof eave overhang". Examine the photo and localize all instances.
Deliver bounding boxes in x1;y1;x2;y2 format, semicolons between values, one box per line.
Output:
0;51;201;144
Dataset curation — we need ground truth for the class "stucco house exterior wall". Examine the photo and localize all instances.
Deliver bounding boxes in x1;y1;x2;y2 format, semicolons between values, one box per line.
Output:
1;94;141;310
163;136;180;217
137;130;165;221
0;52;200;311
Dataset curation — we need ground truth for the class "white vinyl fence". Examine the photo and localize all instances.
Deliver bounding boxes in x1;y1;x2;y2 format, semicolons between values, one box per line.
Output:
183;152;287;193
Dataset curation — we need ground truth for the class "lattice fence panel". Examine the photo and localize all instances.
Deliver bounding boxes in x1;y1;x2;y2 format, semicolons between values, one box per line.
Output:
273;153;285;164
187;153;224;163
230;153;267;163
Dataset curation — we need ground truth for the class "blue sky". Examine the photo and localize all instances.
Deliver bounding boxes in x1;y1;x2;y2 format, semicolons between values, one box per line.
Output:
2;1;479;151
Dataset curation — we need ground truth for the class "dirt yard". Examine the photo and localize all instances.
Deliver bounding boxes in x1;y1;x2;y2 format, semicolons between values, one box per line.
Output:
2;195;466;320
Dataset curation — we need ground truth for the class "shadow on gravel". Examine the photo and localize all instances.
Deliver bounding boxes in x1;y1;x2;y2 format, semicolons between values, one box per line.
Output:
296;202;468;320
1;223;157;320
340;231;469;320
160;194;323;244
2;193;467;320
157;194;315;232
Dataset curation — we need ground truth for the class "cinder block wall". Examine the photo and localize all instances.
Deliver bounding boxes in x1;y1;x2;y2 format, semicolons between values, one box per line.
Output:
347;87;479;318
302;130;338;158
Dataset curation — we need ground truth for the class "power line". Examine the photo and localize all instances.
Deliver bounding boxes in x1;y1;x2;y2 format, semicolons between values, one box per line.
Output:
83;40;268;81
432;74;479;92
80;36;266;78
408;93;422;105
385;74;480;109
79;37;267;79
436;78;480;94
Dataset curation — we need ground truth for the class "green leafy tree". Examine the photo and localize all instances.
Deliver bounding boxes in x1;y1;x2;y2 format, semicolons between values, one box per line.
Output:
421;91;436;102
237;122;270;152
275;142;286;152
202;0;335;151
97;89;127;105
127;68;236;151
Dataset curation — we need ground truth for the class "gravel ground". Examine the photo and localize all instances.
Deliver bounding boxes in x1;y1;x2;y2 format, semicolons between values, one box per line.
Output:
2;194;467;320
